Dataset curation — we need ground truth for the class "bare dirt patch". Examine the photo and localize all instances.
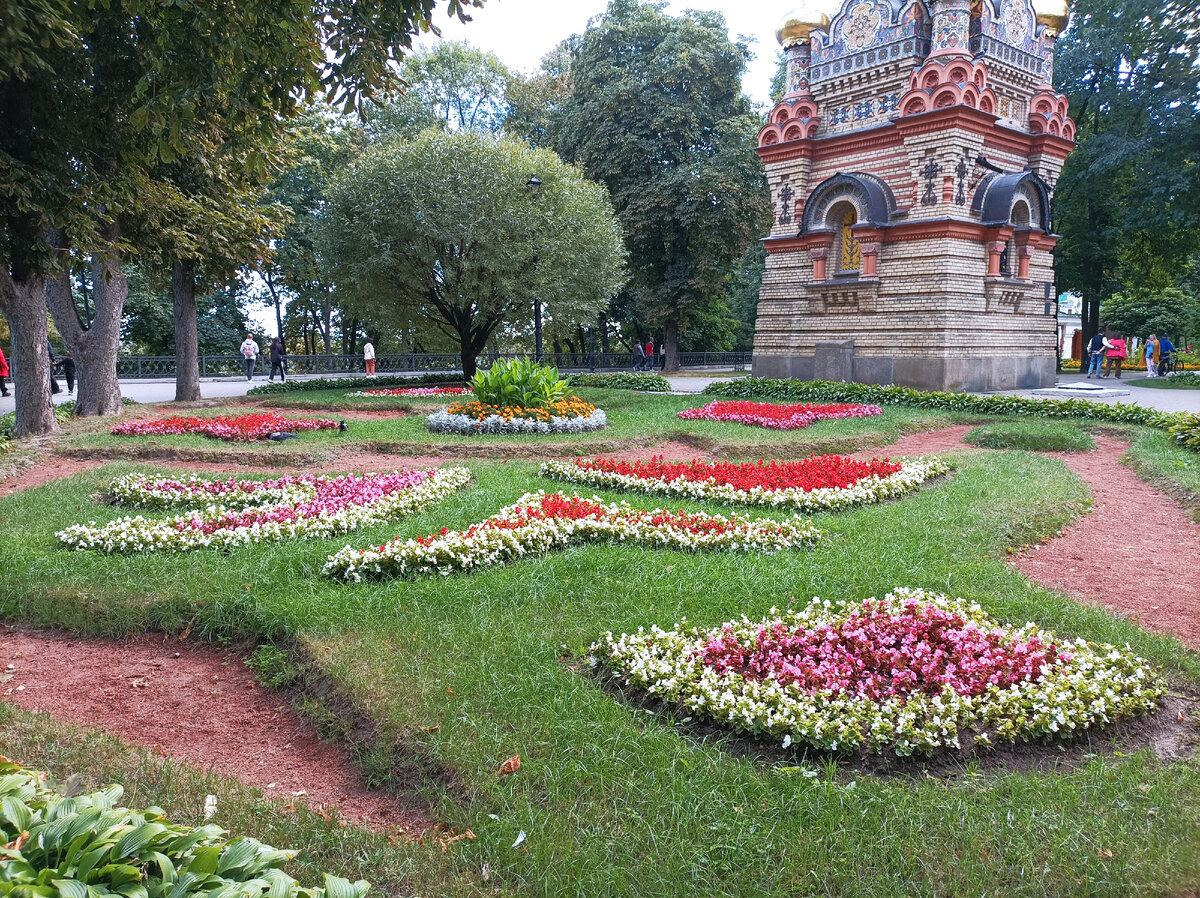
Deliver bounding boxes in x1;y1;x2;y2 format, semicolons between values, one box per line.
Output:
1011;434;1200;650
850;423;978;459
0;626;429;834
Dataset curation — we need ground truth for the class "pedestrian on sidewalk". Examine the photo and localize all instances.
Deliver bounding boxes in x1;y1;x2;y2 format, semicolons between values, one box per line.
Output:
268;337;287;382
645;338;654;373
632;341;646;371
363;337;376;376
1085;331;1110;378
59;351;75;394
0;343;9;397
1103;334;1126;378
1145;334;1160;377
240;334;260;381
47;341;61;394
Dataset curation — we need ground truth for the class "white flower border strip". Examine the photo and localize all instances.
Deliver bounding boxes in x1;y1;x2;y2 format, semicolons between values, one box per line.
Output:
58;467;472;554
427;408;607;435
105;472;317;510
323;490;821;582
539;455;952;512
591;588;1166;757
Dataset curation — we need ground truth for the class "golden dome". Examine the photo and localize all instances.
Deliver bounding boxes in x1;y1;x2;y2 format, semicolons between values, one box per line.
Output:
1032;0;1070;36
777;3;831;47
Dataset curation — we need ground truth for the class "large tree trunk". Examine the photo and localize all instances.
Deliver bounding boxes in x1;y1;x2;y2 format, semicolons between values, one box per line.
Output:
172;259;201;401
46;225;126;417
663;316;681;371
0;272;59;438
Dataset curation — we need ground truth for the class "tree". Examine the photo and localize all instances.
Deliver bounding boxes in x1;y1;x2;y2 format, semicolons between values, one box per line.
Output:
320;130;627;377
549;0;771;369
394;41;512;133
1;0;486;437
1054;0;1200;345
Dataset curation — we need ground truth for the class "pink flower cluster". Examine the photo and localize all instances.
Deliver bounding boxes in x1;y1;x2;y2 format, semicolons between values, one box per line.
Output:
112;413;339;442
177;471;432;536
697;597;1067;701
677;400;883;431
351;387;470;397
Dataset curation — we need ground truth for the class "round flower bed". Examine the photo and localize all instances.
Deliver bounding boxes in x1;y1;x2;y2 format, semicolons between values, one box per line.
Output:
347;386;471;398
323;491;821;582
111;412;339;442
678;400;883;430
427;396;606;435
592;588;1165;756
58;467;471;553
539;455;951;512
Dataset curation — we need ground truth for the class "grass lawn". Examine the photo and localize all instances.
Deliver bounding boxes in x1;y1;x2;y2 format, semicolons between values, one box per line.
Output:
1127;375;1200;389
2;398;1200;897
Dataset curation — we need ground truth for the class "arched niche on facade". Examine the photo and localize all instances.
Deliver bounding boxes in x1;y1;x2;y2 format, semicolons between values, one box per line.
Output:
971;170;1052;231
801;172;897;234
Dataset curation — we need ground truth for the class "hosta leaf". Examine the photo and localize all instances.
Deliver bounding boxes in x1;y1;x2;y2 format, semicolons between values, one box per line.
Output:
54;879;88;898
215;839;262;876
186;845;221;877
1;796;33;834
320;875;368;898
113;824;165;861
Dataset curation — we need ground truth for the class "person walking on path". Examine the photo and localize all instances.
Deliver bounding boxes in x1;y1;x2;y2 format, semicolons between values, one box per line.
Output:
240;334;260;381
363;338;376;376
632;341;646;371
1145;334;1160;377
47;341;61;394
1085;331;1110;378
1103;334;1126;378
0;344;9;397
645;338;654;373
268;338;287;382
58;351;75;394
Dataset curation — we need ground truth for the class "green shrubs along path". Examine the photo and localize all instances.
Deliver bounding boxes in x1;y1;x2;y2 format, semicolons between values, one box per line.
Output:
3;394;1200;896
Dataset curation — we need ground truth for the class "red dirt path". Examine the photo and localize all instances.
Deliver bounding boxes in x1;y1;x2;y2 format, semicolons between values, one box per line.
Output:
0;629;429;833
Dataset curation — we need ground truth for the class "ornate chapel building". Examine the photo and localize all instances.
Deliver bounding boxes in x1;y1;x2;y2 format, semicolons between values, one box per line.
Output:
753;0;1074;390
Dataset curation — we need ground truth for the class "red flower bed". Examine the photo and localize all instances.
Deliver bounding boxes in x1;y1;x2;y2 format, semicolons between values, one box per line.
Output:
677;400;882;430
112;413;339;443
571;456;903;493
697;598;1065;702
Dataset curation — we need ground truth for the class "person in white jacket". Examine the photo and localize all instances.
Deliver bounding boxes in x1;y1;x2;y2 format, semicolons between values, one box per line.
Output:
363;338;376;376
240;334;260;380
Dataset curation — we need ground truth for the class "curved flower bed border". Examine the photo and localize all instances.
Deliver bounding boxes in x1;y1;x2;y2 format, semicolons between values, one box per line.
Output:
678;400;883;430
592;588;1166;757
347;387;471;398
539;455;952;512
111;413;339;442
428;408;607;435
58;468;471;553
324;491;821;582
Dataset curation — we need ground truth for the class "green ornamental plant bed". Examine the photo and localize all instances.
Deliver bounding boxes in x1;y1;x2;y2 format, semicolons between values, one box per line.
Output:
964;420;1096;452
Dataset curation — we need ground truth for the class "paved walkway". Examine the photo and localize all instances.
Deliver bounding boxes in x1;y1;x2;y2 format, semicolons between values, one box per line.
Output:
1;369;1195;414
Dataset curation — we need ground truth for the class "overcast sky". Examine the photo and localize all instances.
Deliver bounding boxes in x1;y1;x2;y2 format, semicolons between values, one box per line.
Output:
420;0;791;109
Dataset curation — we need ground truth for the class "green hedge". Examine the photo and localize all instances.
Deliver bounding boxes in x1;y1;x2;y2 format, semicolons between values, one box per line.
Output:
0;759;369;898
564;372;672;392
247;373;464;396
702;378;1200;451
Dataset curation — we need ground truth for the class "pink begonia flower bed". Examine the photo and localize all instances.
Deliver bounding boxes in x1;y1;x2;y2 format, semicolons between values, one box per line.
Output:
111;412;339;442
593;588;1166;756
347;387;471;397
57;468;471;553
677;400;883;430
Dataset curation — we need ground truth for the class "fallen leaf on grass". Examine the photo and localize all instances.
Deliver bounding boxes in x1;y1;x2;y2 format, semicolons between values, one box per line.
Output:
437;828;477;851
420;725;441;733
1098;849;1113;858
512;830;526;848
498;755;521;777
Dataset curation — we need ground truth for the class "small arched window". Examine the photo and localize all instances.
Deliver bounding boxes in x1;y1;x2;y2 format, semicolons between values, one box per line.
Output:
839;208;862;273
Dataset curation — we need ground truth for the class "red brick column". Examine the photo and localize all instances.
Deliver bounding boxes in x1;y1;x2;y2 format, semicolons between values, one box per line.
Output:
860;243;880;278
812;247;828;281
1018;246;1033;280
986;242;1006;277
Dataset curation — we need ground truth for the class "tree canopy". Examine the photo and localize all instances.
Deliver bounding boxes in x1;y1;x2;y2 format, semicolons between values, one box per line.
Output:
320;130;626;377
548;0;770;368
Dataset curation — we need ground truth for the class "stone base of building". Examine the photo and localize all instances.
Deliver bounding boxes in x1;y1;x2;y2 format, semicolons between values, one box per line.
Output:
752;352;1055;392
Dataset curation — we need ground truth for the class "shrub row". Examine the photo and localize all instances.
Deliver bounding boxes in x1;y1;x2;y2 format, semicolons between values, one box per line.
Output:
0;759;369;898
564;372;672;392
247;373;463;396
702;378;1200;452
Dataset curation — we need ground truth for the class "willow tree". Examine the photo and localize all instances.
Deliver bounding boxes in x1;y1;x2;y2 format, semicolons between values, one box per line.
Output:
320;131;627;377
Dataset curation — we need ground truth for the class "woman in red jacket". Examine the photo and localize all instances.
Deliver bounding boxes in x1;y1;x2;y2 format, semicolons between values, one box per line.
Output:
0;344;9;397
1103;334;1127;379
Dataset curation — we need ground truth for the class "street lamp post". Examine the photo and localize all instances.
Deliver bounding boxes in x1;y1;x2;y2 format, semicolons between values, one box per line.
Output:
527;175;543;363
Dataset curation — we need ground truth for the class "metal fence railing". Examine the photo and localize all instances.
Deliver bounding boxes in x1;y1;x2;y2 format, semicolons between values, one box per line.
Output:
114;351;753;379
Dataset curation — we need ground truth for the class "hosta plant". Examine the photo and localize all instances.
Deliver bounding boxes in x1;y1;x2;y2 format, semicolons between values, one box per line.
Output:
592;588;1165;757
0;759;369;898
470;357;569;409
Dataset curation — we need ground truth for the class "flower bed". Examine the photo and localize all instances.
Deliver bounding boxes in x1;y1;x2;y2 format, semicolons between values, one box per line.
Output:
592;588;1165;756
428;396;607;435
58;467;471;553
678;400;882;430
111;412;339;442
347;386;471;398
323;491;821;581
539;455;951;512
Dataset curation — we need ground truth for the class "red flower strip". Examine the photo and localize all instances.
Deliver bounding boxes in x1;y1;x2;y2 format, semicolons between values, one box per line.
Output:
572;455;902;493
112;413;339;442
